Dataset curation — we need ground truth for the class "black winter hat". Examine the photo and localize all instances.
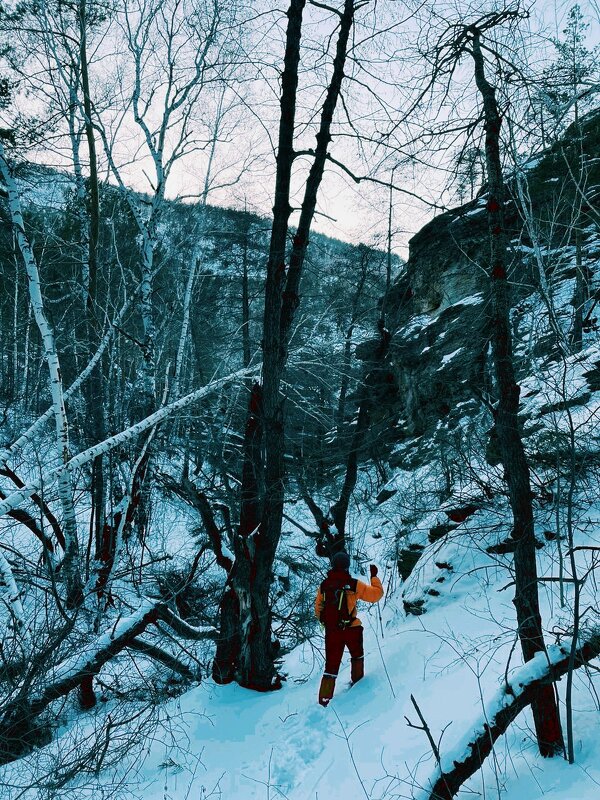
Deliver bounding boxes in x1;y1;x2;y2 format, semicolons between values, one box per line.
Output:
331;551;351;570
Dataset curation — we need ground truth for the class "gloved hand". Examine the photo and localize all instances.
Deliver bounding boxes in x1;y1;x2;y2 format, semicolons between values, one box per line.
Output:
369;564;378;578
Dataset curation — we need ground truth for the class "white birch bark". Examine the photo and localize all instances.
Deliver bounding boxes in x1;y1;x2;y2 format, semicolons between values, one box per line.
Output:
171;248;200;400
0;365;258;522
0;142;82;604
0;296;133;469
0;549;24;630
21;302;31;399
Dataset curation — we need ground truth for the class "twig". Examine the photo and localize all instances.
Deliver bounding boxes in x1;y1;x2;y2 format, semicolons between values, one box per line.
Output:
331;707;371;800
405;694;441;764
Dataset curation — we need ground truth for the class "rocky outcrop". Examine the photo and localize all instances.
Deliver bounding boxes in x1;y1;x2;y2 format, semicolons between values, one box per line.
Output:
370;110;600;608
365;109;600;447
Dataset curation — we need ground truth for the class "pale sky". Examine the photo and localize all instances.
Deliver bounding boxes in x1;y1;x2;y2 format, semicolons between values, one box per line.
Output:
161;0;600;259
9;0;600;260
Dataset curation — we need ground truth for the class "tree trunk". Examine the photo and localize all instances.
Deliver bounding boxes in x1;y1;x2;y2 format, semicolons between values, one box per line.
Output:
228;0;357;692
470;28;563;757
217;0;305;692
423;633;600;800
78;0;109;578
571;218;584;351
0;600;216;764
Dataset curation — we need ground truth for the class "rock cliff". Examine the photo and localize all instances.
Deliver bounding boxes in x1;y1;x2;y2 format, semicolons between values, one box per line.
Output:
376;109;600;454
364;109;600;609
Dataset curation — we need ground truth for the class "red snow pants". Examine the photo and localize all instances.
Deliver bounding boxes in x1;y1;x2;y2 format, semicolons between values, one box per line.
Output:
324;624;364;682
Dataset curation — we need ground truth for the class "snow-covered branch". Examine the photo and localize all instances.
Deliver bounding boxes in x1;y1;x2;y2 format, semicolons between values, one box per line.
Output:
418;632;600;800
126;637;195;679
0;599;216;765
0;550;24;630
0;295;133;470
0;365;259;521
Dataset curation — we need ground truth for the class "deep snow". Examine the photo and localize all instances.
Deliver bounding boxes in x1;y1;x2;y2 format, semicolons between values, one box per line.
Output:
4;535;598;800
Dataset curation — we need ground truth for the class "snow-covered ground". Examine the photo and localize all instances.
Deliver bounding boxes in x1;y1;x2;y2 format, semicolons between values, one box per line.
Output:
3;515;598;800
2;345;600;800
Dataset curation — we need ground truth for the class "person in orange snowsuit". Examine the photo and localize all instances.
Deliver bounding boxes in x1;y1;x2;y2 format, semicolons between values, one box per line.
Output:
315;551;384;706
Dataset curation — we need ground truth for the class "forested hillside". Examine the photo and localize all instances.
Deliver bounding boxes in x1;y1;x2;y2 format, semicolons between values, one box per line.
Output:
0;1;598;799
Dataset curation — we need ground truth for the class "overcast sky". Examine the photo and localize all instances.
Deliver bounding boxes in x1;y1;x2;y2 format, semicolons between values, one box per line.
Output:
7;0;600;259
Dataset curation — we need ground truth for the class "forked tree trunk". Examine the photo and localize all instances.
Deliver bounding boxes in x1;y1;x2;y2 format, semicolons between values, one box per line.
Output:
470;28;563;756
211;0;305;691
214;0;358;691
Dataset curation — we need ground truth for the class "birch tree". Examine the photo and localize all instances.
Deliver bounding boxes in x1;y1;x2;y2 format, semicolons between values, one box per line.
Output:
3;0;117;585
0;140;83;606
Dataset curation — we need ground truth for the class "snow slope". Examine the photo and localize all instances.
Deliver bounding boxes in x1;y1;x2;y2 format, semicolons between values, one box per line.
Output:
6;534;598;800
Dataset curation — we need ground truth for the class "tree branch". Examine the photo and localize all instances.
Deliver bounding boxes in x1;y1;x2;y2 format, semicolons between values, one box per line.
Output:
127;637;195;679
421;632;600;800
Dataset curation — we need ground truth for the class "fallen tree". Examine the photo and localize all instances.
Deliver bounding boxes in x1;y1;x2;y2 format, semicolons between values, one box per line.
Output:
0;599;217;765
0;365;258;522
418;630;600;800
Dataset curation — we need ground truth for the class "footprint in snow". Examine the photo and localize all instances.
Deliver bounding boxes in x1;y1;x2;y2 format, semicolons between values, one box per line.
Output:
269;702;334;790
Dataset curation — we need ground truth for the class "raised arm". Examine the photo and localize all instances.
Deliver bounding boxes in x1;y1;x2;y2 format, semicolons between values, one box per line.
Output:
356;575;384;603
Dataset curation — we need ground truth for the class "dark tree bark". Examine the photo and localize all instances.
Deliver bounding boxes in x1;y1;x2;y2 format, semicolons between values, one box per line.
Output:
571;230;584;351
215;0;358;691
78;0;108;573
330;402;371;540
213;380;263;684
0;494;56;555
93;445;151;611
337;247;369;436
470;24;563;756
0;466;65;550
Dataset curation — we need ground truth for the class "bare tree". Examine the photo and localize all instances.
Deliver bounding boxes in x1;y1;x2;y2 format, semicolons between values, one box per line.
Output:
212;0;362;690
420;7;564;757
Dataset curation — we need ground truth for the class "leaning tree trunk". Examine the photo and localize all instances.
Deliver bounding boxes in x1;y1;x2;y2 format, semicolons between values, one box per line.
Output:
470;29;563;756
221;0;357;692
423;632;600;800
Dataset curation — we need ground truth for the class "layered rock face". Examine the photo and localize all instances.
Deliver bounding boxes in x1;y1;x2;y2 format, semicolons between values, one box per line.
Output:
373;109;600;453
385;203;492;440
365;110;600;610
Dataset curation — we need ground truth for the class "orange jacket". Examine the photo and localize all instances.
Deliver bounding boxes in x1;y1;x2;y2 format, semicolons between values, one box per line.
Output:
314;570;384;628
